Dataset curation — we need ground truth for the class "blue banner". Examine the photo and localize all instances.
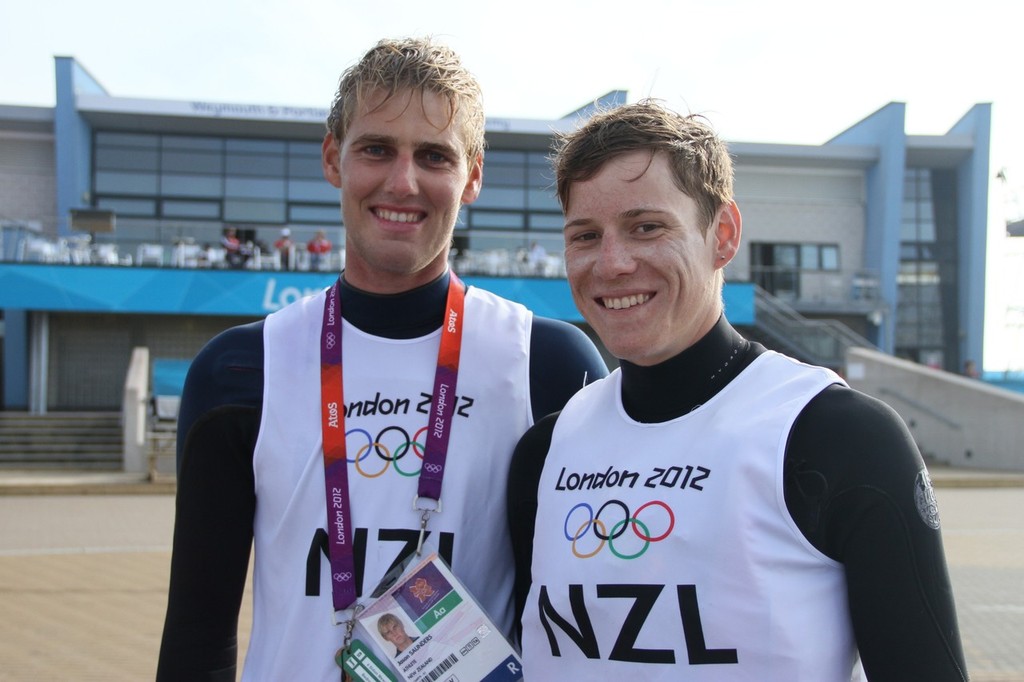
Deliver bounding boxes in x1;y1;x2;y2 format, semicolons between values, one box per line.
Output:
0;264;754;325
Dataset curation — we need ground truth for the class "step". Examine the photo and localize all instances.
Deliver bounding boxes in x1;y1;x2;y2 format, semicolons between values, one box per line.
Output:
0;411;124;469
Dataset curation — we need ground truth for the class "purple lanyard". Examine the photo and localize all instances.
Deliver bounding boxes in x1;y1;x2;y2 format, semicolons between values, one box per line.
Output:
319;274;466;612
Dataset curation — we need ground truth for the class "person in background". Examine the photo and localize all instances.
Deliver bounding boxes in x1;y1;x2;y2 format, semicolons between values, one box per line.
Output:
307;229;333;270
274;227;296;270
221;226;247;269
527;240;548;275
509;100;968;681
157;36;608;682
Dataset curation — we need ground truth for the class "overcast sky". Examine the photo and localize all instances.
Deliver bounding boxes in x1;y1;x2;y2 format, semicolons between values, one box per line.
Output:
3;0;1022;368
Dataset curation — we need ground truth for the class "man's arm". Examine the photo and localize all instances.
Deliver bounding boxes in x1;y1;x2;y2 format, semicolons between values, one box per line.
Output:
785;385;969;681
507;413;559;644
528;317;608;422
510;317;606;641
156;323;264;681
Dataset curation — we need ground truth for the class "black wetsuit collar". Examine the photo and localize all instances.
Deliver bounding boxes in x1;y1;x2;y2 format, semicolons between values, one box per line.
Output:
338;270;451;339
619;316;762;423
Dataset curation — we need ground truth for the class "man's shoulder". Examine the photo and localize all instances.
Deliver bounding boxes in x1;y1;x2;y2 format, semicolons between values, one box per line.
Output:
191;320;265;383
531;315;597;350
791;383;922;476
801;383;905;432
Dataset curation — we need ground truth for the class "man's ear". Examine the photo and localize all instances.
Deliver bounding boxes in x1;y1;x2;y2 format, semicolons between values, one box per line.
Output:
460;153;484;205
713;201;742;268
322;133;342;188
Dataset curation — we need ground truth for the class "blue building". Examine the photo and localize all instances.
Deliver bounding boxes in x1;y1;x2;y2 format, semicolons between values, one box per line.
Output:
0;57;992;411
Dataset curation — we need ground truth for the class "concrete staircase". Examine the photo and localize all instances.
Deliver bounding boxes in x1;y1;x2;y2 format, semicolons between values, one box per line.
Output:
0;412;123;470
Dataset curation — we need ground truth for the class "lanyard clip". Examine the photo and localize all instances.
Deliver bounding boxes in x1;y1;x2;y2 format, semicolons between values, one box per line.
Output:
413;495;442;557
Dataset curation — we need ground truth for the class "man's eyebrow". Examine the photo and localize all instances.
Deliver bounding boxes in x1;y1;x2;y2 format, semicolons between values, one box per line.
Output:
621;207;668;219
564;207;668;229
351;133;396;147
416;140;462;157
564;216;595;230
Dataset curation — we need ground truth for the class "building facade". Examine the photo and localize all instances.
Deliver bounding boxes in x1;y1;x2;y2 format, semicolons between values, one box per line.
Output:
0;57;992;411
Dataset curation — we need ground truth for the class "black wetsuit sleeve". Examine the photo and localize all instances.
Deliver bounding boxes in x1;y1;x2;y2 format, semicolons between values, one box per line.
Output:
528;317;608;422
511;318;605;641
157;322;264;681
784;385;969;681
507;414;559;645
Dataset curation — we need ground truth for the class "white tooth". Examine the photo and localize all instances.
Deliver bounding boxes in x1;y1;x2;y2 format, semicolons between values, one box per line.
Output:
378;209;419;222
603;294;650;310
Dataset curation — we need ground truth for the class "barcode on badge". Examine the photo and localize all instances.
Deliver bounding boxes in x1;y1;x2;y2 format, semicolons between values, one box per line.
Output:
415;653;458;682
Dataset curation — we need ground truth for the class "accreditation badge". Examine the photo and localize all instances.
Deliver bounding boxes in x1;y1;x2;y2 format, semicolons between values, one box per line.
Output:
355;553;523;682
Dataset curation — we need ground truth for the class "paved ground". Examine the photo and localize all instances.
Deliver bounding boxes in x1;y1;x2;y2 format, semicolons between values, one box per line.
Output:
0;471;1021;681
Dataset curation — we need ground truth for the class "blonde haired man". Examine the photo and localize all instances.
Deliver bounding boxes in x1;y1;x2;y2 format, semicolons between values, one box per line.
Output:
158;37;607;681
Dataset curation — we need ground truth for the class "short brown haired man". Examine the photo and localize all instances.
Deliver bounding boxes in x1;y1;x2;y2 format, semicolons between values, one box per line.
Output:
509;100;968;680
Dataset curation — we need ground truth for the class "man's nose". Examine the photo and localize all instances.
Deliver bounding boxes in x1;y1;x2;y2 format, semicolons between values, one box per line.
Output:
593;234;637;279
385;155;418;196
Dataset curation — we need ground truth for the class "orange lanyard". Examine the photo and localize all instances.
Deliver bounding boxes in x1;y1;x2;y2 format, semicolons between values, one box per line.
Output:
319;273;466;611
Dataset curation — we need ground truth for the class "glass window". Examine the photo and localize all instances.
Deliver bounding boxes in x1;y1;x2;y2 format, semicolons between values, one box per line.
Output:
917;220;936;242
161;150;223;174
226;139;286;153
226;154;286;176
484;165;526;186
95;171;158;195
225;177;286;199
161;174;224;197
800;244;820;270
774;244;799;268
288;141;322;156
900;219;917;242
95;132;158;148
529;213;565;231
470;210;525;229
902;200;918;222
527;189;560;211
290;205;340;223
288;155;326;179
526;165;555;187
820;245;839;270
224;199;286;223
917;172;933;200
97;197;156;216
476;187;524;209
162;200;221;219
162;136;222;151
95;148;159;171
485;150;526;164
527;152;551;167
288;179;337;202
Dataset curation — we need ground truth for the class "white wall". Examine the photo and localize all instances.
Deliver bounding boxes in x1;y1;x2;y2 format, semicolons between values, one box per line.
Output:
0;136;57;233
845;347;1024;471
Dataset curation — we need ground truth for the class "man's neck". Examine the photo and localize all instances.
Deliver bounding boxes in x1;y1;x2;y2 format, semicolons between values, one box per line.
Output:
338;270;451;339
618;316;762;422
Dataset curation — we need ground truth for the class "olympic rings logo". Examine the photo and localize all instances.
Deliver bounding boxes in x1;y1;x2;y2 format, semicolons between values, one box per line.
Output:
564;499;675;560
333;572;353;582
325;332;337;350
345;425;429;478
423;462;443;474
